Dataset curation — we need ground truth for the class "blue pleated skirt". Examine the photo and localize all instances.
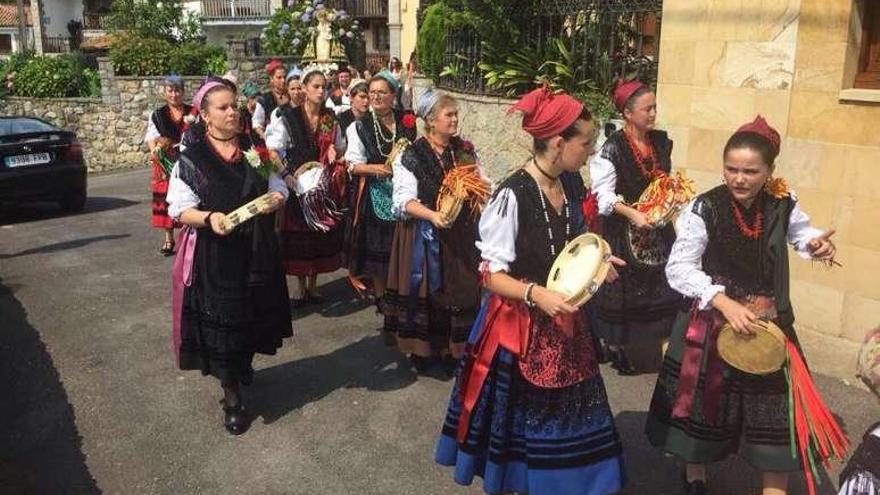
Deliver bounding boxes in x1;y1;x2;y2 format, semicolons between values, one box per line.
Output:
435;301;627;495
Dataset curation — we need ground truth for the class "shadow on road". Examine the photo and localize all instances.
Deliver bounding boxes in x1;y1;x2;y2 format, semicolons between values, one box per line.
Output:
290;276;374;319
614;410;839;495
0;278;99;494
0;196;138;225
251;334;416;425
0;233;131;260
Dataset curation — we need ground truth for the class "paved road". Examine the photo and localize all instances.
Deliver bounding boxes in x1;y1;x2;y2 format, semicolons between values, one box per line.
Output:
0;168;873;495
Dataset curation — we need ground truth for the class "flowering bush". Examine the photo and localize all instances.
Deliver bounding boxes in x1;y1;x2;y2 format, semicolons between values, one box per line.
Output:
261;0;362;58
13;55;98;98
110;33;226;76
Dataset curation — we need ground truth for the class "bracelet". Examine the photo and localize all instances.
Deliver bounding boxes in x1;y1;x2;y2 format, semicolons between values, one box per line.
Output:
523;282;536;308
279;168;292;180
204;211;215;226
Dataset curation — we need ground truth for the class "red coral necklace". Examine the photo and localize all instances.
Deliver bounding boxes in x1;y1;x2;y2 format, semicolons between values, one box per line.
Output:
730;200;763;239
623;129;660;179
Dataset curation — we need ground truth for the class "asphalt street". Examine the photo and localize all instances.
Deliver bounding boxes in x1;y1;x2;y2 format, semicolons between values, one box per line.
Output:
0;168;874;495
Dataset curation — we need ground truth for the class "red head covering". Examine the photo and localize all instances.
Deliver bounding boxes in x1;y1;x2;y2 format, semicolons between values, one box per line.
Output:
734;115;781;155
265;59;284;75
508;86;584;140
612;79;646;113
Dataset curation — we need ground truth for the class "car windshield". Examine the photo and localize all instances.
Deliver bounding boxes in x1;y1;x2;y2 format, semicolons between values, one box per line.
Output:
0;118;58;137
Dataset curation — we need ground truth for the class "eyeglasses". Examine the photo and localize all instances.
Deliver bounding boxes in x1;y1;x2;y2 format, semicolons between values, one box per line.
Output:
369;90;390;97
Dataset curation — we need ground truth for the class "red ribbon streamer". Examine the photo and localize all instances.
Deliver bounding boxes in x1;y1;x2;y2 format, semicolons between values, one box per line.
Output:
456;295;530;443
671;306;723;424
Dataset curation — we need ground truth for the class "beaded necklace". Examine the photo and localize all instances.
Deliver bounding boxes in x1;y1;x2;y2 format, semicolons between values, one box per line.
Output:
529;172;570;257
730;199;763;240
623;129;660;179
371;110;395;158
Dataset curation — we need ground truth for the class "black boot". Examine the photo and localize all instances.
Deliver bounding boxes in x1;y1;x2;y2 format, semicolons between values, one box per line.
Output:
223;402;251;435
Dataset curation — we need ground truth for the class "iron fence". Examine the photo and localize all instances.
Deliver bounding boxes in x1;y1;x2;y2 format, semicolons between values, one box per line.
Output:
42;36;71;54
436;0;662;97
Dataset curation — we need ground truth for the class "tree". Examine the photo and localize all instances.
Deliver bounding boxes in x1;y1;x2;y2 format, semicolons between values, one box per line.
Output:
106;0;203;43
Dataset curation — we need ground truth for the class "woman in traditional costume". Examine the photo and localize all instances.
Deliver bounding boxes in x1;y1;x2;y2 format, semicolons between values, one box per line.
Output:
266;68;346;305
336;78;369;144
644;116;838;495
589;79;682;374
838;327;880;495
435;87;626;495
252;59;290;142
144;75;193;256
343;74;417;304
384;89;484;374
167;81;292;435
239;82;263;146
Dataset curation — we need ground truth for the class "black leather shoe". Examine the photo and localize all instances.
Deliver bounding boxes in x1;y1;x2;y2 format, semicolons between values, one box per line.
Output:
409;354;432;374
613;349;638;376
223;403;251;435
685;480;709;495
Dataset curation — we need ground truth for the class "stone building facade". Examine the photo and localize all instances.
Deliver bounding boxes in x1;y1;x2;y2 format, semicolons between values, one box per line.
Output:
656;0;880;343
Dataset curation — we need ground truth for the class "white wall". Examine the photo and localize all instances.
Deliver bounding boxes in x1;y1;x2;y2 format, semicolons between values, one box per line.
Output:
40;0;78;38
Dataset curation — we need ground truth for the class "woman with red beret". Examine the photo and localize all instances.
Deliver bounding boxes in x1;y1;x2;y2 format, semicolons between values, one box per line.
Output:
435;87;626;495
588;79;683;374
644;116;837;495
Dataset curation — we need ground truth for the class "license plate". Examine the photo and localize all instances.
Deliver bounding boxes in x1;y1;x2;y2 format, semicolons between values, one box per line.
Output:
4;152;51;168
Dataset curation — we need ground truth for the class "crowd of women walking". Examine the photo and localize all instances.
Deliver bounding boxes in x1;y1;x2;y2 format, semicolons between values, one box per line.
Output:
138;57;875;495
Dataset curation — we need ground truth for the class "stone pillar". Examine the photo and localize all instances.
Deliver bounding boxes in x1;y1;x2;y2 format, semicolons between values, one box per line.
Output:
97;57;119;105
30;0;44;54
387;0;402;61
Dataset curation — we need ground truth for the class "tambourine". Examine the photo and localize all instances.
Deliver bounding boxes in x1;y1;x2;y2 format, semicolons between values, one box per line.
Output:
633;172;695;228
221;193;276;231
717;319;787;375
437;191;463;223
545;233;612;307
292;161;323;196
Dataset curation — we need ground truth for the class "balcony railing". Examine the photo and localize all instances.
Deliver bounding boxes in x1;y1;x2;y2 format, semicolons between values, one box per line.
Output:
327;0;387;19
83;12;110;30
43;35;71;54
201;0;272;20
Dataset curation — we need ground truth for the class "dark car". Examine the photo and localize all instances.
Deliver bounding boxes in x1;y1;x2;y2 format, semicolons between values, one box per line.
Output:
0;116;87;212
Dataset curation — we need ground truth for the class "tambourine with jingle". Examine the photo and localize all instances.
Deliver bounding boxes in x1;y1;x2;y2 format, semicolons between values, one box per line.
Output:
545;233;612;307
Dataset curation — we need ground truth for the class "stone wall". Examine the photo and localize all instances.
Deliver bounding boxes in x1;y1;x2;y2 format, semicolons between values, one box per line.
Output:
0;42;302;174
412;77;532;181
657;0;880;343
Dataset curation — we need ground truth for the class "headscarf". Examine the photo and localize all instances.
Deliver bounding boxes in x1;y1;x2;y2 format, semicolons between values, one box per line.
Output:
163;74;184;89
193;81;225;113
221;71;238;85
373;69;401;93
348;78;368;95
286;66;303;82
612;79;646;113
734;115;781;156
858;327;880;397
300;64;325;83
508;86;583;140
265;59;284;75
241;83;259;98
415;88;441;119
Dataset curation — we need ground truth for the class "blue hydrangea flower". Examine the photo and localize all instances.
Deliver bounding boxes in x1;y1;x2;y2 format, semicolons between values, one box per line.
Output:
300;13;311;23
305;6;313;14
346;31;354;39
292;38;301;46
338;28;346;36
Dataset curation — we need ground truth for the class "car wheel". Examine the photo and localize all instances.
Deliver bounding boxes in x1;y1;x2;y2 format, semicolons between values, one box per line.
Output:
59;188;87;213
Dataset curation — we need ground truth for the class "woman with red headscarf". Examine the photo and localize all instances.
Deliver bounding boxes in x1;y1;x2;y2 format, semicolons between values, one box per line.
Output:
435;87;626;495
644;116;837;495
588;79;682;374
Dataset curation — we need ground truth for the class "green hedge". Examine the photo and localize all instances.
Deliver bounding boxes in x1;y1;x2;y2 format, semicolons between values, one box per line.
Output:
416;3;453;79
9;54;99;98
109;34;226;76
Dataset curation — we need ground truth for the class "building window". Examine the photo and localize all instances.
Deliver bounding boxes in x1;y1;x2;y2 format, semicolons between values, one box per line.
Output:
855;0;880;89
373;24;389;52
0;34;12;54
